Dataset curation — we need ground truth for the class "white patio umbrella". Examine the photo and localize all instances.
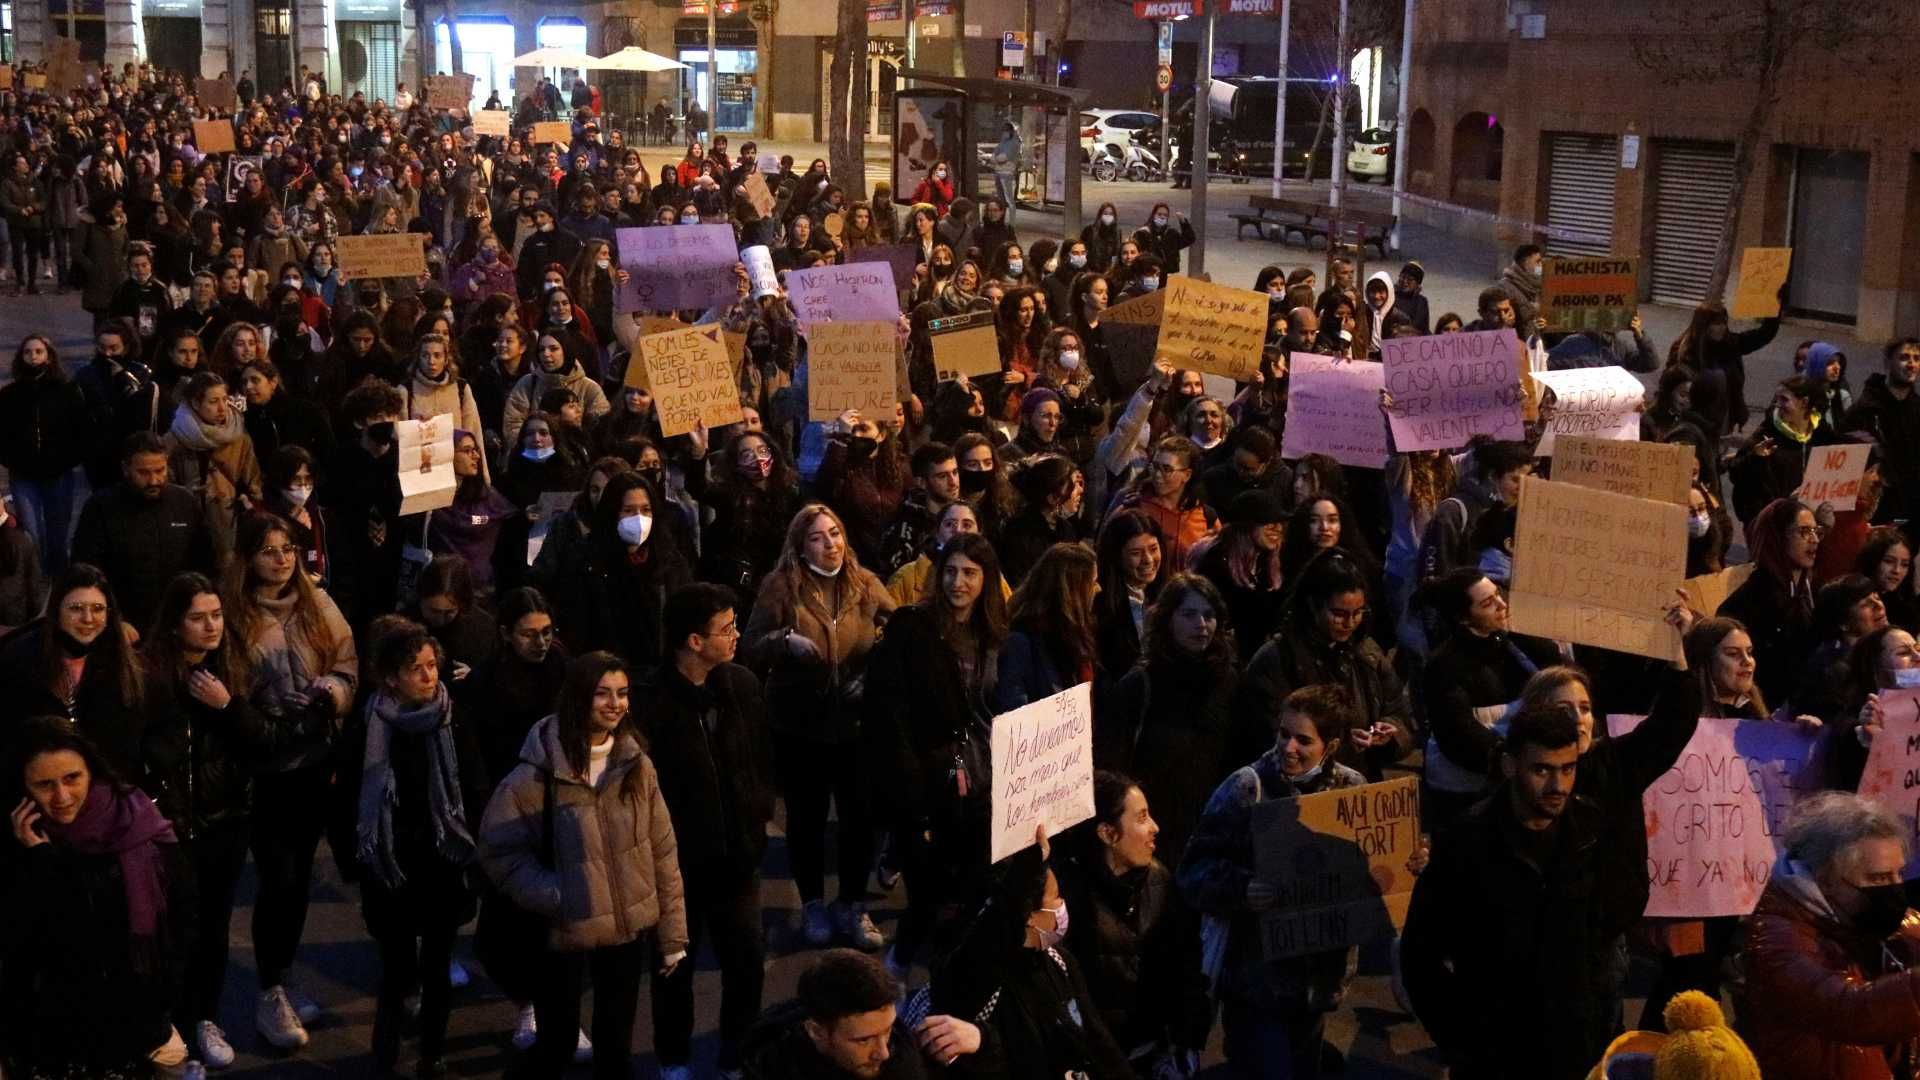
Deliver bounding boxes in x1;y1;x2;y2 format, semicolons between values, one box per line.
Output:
588;47;686;73
509;47;598;69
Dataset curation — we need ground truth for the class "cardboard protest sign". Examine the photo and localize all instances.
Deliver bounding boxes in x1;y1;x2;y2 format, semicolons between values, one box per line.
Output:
194;76;236;111
637;323;743;436
1381;328;1527;451
47;37;82;91
741;245;779;299
615;225;740;313
1682;563;1755;620
806;320;898;422
23;72;47;90
1611;714;1818;917
425;73;475;111
1252;776;1421;959
1554;436;1692;506
531;120;572;145
472;109;511;137
741;171;776;218
1155;278;1267;381
927;309;1001;379
1282;354;1388;469
1509;476;1688;662
1796;443;1871;511
786;262;901;327
1856;689;1920;879
990;682;1095;863
395;414;456;514
1541;257;1638;333
335;233;427;279
0;65;14;90
1731;248;1793;319
1530;365;1646;455
192;120;236;154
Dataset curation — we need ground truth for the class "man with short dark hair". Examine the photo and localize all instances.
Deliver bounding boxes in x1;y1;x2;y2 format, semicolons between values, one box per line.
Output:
877;441;962;576
1464;285;1517;334
645;583;777;1080
1402;705;1618;1080
742;950;995;1079
1394;261;1431;335
70;431;217;631
1844;337;1920;523
1499;242;1547;335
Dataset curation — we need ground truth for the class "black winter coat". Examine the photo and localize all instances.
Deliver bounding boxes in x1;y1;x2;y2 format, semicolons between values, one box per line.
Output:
1098;657;1247;870
140;667;277;840
0;372;90;481
468;648;568;783
69;483;218;634
1673;316;1779;437
1420;629;1561;791
637;663;776;877
1844;371;1920;515
243;391;335;463
0;834;195;1075
864;604;995;861
73;357;168;488
549;541;690;675
1402;791;1616;1080
1054;851;1211;1055
1728;409;1836;527
0;625;148;780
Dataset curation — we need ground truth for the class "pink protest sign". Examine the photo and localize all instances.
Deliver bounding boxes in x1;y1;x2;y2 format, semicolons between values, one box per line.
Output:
1610;714;1818;917
1855;688;1920;878
616;225;741;313
786;262;903;328
1281;354;1388;469
1381;328;1526;451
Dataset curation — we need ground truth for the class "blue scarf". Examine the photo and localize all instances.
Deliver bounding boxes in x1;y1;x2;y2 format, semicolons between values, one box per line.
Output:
356;683;473;889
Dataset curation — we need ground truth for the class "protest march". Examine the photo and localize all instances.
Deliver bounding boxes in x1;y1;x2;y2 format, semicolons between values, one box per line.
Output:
0;25;1915;1080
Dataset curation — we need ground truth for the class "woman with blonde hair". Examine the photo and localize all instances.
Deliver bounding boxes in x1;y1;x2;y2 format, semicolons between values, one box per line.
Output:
165;370;265;566
744;503;896;949
223;512;358;1050
404;332;487;480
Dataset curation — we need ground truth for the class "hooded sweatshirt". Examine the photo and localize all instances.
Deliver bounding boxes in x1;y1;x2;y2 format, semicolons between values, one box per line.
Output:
1364;269;1397;357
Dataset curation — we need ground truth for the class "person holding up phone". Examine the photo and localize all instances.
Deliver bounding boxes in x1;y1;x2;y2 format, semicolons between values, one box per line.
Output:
3;719;195;1078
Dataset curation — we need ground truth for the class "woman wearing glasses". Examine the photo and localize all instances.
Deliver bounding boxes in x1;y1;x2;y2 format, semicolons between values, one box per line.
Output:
0;563;147;779
223;513;358;1051
1414;566;1562;832
1105;435;1213;574
1719;497;1822;708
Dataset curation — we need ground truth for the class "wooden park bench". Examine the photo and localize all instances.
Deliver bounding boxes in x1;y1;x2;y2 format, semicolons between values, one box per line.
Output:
1229;194;1393;258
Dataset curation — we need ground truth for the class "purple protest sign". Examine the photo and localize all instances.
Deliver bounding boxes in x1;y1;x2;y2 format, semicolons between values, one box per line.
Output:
1381;328;1527;452
616;224;741;313
786;262;903;328
845;245;920;297
1282;354;1389;469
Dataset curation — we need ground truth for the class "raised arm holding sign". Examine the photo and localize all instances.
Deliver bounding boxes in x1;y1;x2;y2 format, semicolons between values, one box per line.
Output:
990;683;1095;863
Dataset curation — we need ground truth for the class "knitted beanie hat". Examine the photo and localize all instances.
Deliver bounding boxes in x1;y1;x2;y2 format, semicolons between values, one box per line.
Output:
1654;992;1761;1080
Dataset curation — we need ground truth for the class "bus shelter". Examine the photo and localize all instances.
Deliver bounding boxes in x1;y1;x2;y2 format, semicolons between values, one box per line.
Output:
891;69;1090;234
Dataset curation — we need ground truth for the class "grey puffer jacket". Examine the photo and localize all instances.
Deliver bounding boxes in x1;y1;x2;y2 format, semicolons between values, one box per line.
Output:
478;715;689;955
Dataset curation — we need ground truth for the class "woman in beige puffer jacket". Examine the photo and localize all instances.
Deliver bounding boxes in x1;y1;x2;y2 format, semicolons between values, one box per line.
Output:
404;333;489;482
478;650;687;1077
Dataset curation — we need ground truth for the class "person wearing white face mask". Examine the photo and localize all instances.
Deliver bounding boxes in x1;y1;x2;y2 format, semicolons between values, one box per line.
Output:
1080;201;1125;274
1134;201;1194;276
1030;327;1104;463
258;444;333;588
544;471;691;672
1834;625;1920;788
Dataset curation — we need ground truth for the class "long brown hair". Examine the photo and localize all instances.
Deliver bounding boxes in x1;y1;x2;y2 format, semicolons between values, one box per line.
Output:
929;532;1010;647
223;513;347;675
42;564;144;705
1142;572;1236;672
142;572;251;697
1009;542;1097;669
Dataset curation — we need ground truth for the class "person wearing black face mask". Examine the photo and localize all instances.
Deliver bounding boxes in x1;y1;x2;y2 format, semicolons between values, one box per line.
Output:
1745;791;1920;1077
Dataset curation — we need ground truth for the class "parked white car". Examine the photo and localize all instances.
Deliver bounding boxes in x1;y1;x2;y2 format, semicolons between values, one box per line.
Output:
1080;109;1161;160
1347;126;1395;181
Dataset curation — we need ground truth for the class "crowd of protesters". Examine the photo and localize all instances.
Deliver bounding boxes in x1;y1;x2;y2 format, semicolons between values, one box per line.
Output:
1;54;1920;1080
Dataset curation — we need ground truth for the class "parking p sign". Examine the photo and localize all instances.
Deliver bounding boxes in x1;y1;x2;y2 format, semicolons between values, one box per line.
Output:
1001;31;1026;69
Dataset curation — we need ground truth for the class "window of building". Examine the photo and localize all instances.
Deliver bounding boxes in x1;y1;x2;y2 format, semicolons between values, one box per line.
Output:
48;0;105;60
434;16;515;112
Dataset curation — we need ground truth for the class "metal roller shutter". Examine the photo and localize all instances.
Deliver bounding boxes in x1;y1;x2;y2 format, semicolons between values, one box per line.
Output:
1649;141;1735;306
1544;133;1617;258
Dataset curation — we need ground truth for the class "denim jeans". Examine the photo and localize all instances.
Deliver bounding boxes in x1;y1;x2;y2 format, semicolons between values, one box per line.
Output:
8;467;81;578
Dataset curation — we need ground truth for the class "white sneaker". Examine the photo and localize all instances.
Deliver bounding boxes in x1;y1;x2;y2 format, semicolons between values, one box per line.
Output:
574;1028;594;1064
511;1004;538;1051
255;986;311;1049
802;899;833;947
286;985;321;1025
196;1020;236;1069
448;958;470;989
659;1065;693;1080
833;901;886;950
